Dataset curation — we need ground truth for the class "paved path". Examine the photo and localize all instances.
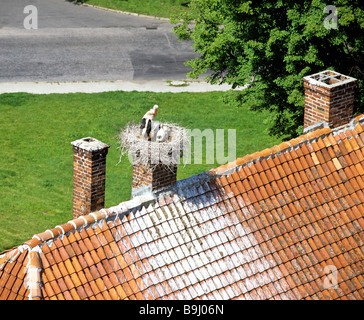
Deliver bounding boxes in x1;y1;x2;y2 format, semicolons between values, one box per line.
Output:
0;80;234;94
0;0;200;82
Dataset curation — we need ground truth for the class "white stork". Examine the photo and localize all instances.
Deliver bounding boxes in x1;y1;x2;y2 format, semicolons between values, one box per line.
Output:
140;105;159;140
156;124;172;142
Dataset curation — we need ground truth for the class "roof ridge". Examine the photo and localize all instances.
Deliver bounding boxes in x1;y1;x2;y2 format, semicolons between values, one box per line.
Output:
211;127;332;175
25;247;43;300
11;194;157;251
213;114;364;176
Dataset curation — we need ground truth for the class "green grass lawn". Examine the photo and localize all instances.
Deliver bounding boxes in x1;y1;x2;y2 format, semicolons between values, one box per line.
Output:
0;91;282;252
77;0;190;18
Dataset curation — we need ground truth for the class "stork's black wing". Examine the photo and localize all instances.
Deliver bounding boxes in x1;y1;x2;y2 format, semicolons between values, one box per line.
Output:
140;118;146;129
146;120;152;137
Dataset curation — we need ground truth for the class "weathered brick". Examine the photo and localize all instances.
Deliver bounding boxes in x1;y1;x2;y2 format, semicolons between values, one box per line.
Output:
132;161;177;194
303;71;357;129
71;137;109;219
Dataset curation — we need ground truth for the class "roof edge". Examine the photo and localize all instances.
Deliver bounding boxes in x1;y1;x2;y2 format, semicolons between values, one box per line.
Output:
212;114;364;176
0;194;156;255
211;127;331;175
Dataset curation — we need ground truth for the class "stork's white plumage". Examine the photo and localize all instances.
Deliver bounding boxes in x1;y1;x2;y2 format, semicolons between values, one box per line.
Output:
156;124;172;142
140;105;159;140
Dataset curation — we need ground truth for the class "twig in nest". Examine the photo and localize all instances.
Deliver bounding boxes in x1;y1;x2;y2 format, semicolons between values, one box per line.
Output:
117;122;191;170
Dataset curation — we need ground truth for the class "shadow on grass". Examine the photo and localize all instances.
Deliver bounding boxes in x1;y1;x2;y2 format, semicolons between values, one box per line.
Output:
64;0;89;5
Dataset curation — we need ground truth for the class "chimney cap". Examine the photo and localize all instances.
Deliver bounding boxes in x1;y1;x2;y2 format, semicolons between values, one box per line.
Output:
71;137;109;152
303;70;357;89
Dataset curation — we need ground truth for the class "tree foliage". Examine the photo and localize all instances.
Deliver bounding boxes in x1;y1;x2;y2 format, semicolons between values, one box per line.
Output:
172;0;364;138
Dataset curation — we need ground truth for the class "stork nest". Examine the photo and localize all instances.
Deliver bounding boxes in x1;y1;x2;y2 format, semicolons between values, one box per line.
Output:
117;122;191;170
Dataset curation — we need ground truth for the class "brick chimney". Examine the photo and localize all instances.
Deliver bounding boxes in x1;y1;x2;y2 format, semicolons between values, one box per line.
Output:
71;137;109;219
303;70;357;130
132;162;177;198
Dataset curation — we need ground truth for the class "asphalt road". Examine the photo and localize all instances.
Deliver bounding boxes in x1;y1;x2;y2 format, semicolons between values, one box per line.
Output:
0;0;199;82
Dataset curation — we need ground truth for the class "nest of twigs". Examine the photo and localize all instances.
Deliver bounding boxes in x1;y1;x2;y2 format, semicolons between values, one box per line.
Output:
117;122;191;170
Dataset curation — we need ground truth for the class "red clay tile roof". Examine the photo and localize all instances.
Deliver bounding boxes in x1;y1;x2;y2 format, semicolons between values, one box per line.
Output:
1;115;364;300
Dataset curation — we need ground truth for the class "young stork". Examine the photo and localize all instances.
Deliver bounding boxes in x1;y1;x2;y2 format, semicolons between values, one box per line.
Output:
140;105;159;140
156;124;172;142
